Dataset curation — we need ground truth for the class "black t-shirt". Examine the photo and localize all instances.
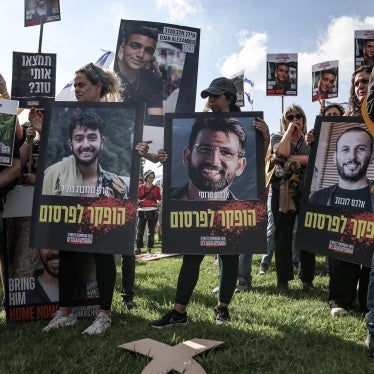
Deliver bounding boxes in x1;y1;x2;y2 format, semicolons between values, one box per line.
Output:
119;68;163;109
330;185;372;212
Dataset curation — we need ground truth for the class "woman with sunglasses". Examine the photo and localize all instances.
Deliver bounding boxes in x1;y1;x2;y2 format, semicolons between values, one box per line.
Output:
270;104;315;294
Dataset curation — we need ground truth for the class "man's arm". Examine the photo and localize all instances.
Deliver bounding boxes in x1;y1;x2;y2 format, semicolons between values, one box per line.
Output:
0;158;21;188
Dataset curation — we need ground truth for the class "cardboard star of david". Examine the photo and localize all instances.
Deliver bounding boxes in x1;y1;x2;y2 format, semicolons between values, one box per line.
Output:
118;337;224;373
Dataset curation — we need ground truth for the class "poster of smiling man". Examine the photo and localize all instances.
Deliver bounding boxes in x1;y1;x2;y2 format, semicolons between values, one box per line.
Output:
24;0;61;27
30;101;144;254
162;112;267;254
296;117;374;266
312;60;339;102
266;53;297;96
355;30;374;70
114;19;200;153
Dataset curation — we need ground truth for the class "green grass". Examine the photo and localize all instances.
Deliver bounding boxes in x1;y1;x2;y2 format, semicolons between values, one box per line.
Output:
0;242;373;373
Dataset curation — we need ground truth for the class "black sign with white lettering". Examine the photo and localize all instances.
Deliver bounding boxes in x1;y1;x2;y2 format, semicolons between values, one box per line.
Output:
11;52;56;109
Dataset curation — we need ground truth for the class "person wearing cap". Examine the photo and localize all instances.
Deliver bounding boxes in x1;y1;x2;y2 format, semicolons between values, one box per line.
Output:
149;77;270;328
135;169;161;254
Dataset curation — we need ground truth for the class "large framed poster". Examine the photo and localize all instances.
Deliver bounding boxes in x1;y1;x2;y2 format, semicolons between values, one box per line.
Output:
162;112;267;254
296;116;374;266
30;101;144;254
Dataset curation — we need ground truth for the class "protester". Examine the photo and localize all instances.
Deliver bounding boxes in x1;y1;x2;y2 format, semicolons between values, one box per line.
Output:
43;63;151;335
364;65;374;357
270;104;315;294
149;77;269;327
307;66;372;317
136;169;161;254
0;73;22;311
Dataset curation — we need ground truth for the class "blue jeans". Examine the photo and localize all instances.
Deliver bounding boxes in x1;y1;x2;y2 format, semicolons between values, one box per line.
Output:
367;253;374;335
261;187;300;265
238;254;252;285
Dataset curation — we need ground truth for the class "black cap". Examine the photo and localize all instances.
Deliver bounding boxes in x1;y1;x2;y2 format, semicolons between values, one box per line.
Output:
200;77;237;100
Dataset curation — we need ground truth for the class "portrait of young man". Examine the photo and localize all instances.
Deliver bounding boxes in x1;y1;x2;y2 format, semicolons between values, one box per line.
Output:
31;101;143;254
114;23;163;115
42;111;128;199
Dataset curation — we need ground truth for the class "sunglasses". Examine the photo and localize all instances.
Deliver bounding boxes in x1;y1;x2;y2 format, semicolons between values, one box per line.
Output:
286;113;303;121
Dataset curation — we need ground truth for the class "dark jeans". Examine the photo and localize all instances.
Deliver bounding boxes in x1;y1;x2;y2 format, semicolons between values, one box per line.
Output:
59;251;116;310
175;254;238;306
329;257;369;312
272;188;315;284
121;254;135;302
136;217;157;249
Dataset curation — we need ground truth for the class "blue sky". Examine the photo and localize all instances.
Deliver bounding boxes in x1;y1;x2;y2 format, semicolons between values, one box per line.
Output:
1;0;374;135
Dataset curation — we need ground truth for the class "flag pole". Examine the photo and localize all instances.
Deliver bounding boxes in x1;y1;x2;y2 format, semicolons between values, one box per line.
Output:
38;23;44;53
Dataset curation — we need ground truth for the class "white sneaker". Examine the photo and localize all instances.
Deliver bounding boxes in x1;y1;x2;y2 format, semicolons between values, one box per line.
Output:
82;312;111;335
42;310;78;332
331;307;347;317
212;285;219;293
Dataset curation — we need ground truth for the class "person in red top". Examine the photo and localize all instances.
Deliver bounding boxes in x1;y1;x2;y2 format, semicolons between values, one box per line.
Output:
136;169;161;254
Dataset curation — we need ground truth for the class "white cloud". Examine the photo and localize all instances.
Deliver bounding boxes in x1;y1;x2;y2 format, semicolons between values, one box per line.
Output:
218;16;374;94
155;0;201;21
299;16;374;91
218;30;268;87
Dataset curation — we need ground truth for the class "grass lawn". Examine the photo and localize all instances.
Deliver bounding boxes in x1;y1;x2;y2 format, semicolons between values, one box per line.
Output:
0;240;373;373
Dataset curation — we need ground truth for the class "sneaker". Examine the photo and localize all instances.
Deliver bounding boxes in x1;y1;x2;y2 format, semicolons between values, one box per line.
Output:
235;283;251;293
42;310;78;332
123;300;138;311
149;309;188;329
135;249;141;255
277;282;289;295
82;312;111;335
258;263;269;275
302;282;316;292
365;333;374;358
214;306;231;324
212;285;219;293
147;248;152;254
330;307;348;317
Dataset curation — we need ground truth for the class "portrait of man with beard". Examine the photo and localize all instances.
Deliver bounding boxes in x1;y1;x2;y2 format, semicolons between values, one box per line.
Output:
171;117;247;201
26;249;60;304
309;126;374;212
42;112;128;199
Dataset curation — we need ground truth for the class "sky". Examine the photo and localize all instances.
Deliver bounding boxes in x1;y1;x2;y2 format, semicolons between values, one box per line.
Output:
1;0;374;139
